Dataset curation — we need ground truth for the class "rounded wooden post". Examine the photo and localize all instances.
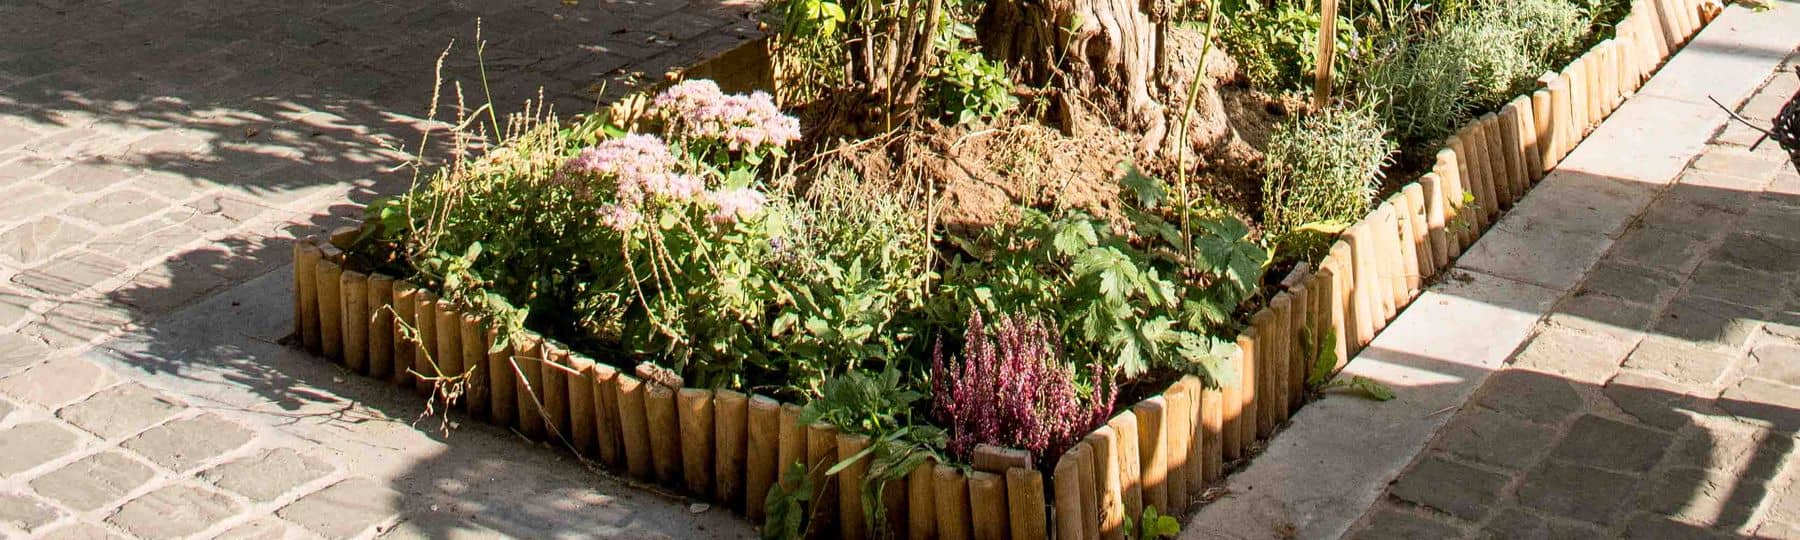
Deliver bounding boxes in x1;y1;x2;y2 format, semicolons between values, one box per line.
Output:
1428;148;1463;256
745;395;781;521
591;363;622;467
539;347;571;440
316;258;343;361
714;389;748;506
1108;413;1143;523
678;388;715;495
968;471;1008;540
1005;468;1046;540
367;274;394;379
513;335;546;438
1249;309;1277;436
486;328;517;426
934;465;973;540
1180;376;1205;502
294;241;321;354
566;354;598;455
433;301;463;402
1085;427;1125;540
1200;383;1223;483
777;404;806;493
391;281;417;387
1346;224;1379;346
339;270;369;373
1549;75;1574;165
1326;242;1354;364
1073;443;1100;540
1134;397;1168;514
1268;296;1295;422
646;384;683;485
1419;175;1449;271
806;422;840;536
1531;88;1554;177
615;374;652;479
1286;286;1311;408
1478;116;1508;216
836;433;869;539
412;291;437;396
460;313;489;419
907;457;938;540
1164;383;1190;507
1499;105;1527;202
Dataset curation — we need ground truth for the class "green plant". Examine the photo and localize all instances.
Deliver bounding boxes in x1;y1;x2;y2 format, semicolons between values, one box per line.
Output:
1302;327;1393;400
799;369;945;538
1217;0;1329;91
762;463;814;540
1125;506;1183;540
1261;106;1396;238
925;26;1019;125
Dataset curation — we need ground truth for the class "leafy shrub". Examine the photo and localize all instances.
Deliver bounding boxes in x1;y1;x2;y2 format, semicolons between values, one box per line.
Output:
931;310;1115;465
1261;106;1396;237
1217;0;1326;91
926;25;1019;125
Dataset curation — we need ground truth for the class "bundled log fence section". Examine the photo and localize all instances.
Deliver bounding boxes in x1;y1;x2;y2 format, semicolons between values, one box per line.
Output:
288;3;1713;536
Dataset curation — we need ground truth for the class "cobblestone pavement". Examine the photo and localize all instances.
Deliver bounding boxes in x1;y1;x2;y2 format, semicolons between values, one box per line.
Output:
1352;56;1800;538
0;0;761;538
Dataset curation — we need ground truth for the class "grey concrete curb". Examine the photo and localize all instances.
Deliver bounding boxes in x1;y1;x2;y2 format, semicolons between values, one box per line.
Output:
1181;3;1800;538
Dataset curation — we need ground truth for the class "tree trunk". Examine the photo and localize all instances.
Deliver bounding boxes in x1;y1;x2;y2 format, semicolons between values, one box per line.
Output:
981;0;1172;154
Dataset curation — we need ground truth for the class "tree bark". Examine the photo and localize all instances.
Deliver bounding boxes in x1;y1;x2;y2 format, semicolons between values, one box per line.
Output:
981;0;1171;153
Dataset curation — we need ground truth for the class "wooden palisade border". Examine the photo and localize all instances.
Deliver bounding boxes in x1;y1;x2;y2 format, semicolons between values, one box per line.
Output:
288;3;1714;536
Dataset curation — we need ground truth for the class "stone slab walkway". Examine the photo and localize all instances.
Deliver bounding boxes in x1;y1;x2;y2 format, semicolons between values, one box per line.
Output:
1186;3;1800;539
0;1;761;538
1351;55;1800;539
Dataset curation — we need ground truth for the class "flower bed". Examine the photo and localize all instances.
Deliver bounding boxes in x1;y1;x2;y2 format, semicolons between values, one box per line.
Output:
290;0;1715;537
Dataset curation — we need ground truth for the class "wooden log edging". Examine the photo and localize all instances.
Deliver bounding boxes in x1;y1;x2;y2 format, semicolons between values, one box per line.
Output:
287;4;1706;535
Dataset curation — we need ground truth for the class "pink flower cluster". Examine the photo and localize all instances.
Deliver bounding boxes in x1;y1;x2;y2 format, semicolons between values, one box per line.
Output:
704;187;768;225
931;311;1117;466
654;80;802;151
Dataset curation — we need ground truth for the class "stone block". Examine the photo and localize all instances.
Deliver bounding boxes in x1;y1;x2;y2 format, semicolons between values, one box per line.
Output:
1473;369;1585;425
1456;216;1614;292
1604;370;1710;431
1481;507;1604;540
1621;512;1735;539
1389;455;1509;520
201;448;333;502
1505;170;1660;238
0;285;34;330
37;522;127;540
56;383;186;439
276;477;400;538
29;451;155;511
0;357;119;408
1712;232;1800;275
1432;406;1559;470
1609;222;1711;276
123;414;254;472
106;484;240;539
1652;295;1764;353
0;333;50;377
1518;461;1641;524
1509;326;1635;385
0;216;95;266
1719;378;1800;432
0;421;79;476
213;517;294;540
64;190;164;227
1549;415;1673;473
1547;292;1658;342
1621;336;1736;387
10;250;129;298
1578;260;1681;307
1686;262;1793;311
1741;196;1800;242
1747;340;1800;386
1350;504;1465;540
1691;146;1785;184
0;492;60;532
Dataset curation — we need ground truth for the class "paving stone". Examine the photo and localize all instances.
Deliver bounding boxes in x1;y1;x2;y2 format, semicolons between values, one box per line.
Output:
1621;336;1737;387
0;398;12;422
0;184;72;226
276;477;401;538
1621;512;1734;539
1652;295;1765;353
1389;455;1509;521
1641;466;1768;529
1691;146;1786;184
1666;422;1781;475
23;299;134;349
1712;232;1800;275
106;484;240;540
1432;407;1559;470
29;451;155;511
1473;369;1585;425
1605;370;1710;431
0;492;60;532
1718;378;1800;432
1353;505;1465;539
1747;340;1800;386
0;216;95;266
1480;507;1603;540
56;383;186;439
85;213;208;264
0;357;119;408
44;160;138;193
184;193;271;224
63;190;163;227
0;421;79;476
1686;261;1793;311
1740;196;1800;241
0;333;50;377
1578;260;1682;307
36;522;125;540
110;259;229;315
202;448;333;502
1546;292;1658;341
1455;217;1614;292
123;414;254;472
1509;327;1634;385
0;285;33;330
1518;461;1642;524
213;517;292;540
9;250;129;298
1550;415;1673;473
1609;223;1712;276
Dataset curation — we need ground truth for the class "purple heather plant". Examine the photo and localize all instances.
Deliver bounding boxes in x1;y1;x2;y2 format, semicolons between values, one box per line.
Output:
932;310;1117;465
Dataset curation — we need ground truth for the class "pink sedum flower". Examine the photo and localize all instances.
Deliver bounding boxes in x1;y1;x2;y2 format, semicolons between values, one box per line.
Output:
654;79;725;118
705;188;768;224
597;203;643;233
640;172;705;202
675;90;802;151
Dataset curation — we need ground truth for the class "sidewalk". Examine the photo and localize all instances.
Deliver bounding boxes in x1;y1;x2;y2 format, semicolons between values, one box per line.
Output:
1187;3;1800;539
0;1;760;538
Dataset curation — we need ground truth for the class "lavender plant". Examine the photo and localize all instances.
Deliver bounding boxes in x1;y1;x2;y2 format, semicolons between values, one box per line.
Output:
931;310;1116;465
